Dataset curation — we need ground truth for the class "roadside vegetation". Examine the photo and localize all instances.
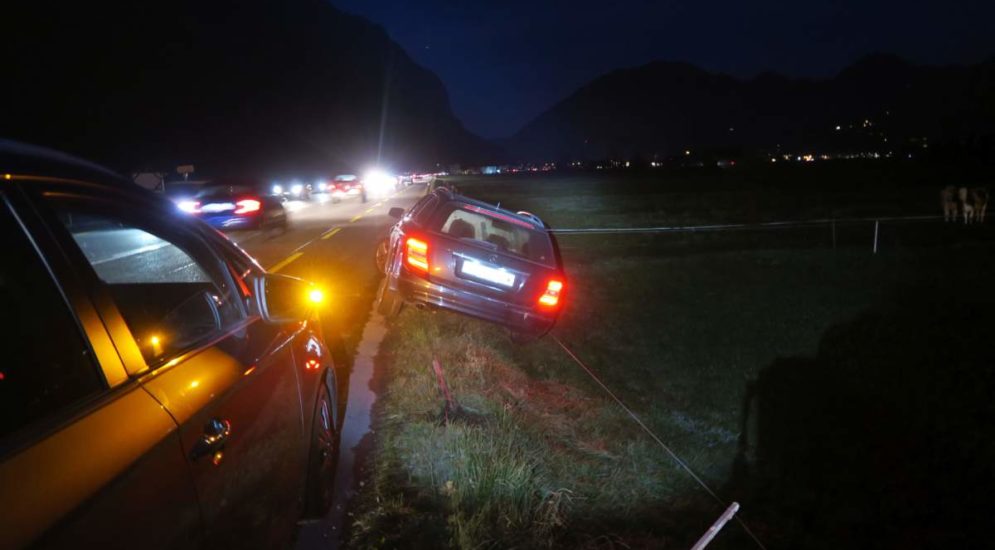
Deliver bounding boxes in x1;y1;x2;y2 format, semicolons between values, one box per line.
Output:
350;163;995;548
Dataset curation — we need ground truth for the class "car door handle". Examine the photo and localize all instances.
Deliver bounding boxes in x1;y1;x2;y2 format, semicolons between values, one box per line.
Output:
189;418;231;461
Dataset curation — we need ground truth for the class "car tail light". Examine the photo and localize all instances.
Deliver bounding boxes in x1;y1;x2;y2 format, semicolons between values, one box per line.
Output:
405;237;429;272
234;199;262;214
538;279;564;308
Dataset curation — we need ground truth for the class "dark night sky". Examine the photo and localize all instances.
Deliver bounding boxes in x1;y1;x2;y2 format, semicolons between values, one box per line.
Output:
330;0;994;139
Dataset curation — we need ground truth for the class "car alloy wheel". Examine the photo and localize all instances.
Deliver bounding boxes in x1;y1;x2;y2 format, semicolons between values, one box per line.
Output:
304;369;338;517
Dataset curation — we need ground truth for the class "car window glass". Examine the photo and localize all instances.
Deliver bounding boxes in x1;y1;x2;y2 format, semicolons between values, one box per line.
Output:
54;207;243;365
0;203;103;441
432;203;555;265
412;196;439;224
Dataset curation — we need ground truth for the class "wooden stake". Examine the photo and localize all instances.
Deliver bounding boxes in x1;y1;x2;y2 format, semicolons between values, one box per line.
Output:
432;357;457;421
691;502;741;550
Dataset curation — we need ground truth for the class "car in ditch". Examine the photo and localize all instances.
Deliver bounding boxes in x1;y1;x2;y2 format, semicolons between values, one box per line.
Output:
375;187;565;338
0;141;339;548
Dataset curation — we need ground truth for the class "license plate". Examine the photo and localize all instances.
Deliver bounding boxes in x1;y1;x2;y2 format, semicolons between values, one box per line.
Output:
202;202;235;213
461;259;515;287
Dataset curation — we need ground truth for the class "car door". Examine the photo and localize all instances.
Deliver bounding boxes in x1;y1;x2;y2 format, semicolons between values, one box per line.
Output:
32;185;311;548
0;186;202;548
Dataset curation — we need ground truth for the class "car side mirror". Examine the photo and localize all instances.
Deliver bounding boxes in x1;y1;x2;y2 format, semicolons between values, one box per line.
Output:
251;273;323;324
388;207;405;219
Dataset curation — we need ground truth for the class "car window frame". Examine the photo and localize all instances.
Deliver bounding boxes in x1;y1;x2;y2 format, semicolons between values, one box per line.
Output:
0;182;142;457
25;182;253;375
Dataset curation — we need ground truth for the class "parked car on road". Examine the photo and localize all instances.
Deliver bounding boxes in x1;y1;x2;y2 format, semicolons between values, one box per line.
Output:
0;142;339;548
179;182;288;232
375;187;565;338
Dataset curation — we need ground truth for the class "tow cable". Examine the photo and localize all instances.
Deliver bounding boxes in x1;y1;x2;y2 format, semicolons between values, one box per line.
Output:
551;335;767;550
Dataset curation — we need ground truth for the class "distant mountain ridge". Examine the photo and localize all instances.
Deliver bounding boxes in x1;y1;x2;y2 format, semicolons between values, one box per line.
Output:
506;54;995;161
2;0;499;176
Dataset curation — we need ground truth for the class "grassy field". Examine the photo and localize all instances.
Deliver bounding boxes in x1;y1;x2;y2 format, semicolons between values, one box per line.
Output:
349;164;995;549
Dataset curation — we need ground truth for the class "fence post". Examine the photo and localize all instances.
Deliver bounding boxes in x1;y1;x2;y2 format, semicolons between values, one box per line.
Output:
873;220;880;254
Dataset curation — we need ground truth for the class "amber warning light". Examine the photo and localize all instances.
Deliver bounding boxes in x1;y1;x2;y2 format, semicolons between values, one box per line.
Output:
307;288;325;305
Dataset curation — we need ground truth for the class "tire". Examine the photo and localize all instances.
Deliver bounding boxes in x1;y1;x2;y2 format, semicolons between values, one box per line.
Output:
374;239;389;273
376;276;403;318
304;369;338;518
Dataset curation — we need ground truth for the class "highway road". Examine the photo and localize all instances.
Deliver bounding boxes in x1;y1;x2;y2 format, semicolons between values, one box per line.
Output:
231;186;424;336
230;185;427;548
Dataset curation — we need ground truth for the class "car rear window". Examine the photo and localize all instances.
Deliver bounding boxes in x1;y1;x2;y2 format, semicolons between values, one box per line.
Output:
431;202;555;266
197;186;257;200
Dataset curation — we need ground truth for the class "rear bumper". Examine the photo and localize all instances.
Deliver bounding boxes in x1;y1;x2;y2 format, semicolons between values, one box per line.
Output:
202;214;260;230
395;271;557;335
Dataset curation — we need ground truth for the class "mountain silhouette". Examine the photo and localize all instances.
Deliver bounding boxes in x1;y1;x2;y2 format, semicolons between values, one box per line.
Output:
2;0;500;176
506;54;995;162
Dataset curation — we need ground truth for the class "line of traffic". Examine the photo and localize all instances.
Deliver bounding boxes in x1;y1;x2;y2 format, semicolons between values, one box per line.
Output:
264;188;413;272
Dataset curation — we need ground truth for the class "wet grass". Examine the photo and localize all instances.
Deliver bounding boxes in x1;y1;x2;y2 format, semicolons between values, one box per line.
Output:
350;168;995;549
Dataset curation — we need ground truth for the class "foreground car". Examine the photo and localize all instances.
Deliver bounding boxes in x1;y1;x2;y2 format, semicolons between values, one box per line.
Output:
375;187;565;338
179;182;288;232
0;142;338;548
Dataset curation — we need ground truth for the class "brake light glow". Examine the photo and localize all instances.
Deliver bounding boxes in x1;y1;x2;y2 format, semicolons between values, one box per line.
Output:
405;237;429;272
538;279;564;308
234;199;262;214
305;359;320;370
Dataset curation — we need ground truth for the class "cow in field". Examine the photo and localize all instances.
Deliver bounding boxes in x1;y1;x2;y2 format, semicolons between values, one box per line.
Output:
959;187;975;223
959;187;990;224
941;186;958;222
972;187;989;223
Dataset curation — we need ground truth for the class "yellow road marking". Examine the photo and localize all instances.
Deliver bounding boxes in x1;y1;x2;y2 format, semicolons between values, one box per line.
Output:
268;252;303;273
321;227;342;240
350;214;363;223
364;206;376;213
